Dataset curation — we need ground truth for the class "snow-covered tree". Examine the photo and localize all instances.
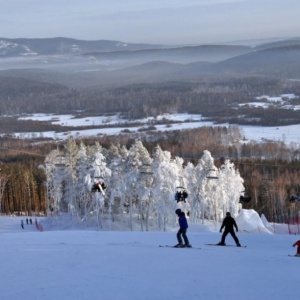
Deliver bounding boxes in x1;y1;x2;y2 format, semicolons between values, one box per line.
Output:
43;149;70;216
73;142;91;221
183;162;196;220
196;150;220;223
87;151;112;227
121;140;153;230
151;146;178;231
105;144;125;225
218;159;244;217
43;141;245;230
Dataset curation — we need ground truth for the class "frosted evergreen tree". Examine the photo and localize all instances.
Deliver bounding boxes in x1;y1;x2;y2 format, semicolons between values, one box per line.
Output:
122;140;153;230
104;144;126;225
218;159;244;217
43;141;245;230
189;158;208;224
172;156;190;215
196;150;220;223
88;151;112;228
40;149;58;215
62;139;79;217
151;146;178;231
107;144;129;226
73;142;91;222
44;149;70;216
183;161;196;220
138;163;154;231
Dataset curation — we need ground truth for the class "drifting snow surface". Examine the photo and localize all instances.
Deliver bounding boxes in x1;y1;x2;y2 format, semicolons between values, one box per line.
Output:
1;209;299;300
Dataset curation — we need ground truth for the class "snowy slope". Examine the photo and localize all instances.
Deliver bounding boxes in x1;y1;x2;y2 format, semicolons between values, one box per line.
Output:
0;213;299;300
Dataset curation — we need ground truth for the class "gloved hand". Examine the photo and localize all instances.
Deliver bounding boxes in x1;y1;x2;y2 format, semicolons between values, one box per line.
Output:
236;229;238;232
219;229;222;232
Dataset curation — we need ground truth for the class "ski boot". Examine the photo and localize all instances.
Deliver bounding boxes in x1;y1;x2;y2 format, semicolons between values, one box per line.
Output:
174;243;184;248
217;242;226;246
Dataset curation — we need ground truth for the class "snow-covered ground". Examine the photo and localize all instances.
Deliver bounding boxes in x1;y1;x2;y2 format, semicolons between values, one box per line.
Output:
18;113;203;127
239;93;300;109
14;112;300;144
1;210;299;300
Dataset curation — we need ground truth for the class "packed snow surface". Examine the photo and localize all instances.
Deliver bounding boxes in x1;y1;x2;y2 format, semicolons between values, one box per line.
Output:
1;209;299;300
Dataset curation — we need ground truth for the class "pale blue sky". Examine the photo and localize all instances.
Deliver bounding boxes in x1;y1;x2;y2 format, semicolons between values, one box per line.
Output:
0;0;299;45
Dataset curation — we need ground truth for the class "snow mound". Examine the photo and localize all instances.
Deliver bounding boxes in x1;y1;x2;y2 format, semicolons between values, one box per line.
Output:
261;214;295;234
236;209;273;234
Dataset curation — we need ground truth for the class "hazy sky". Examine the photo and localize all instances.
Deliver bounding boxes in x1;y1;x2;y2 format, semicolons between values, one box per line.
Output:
1;0;299;45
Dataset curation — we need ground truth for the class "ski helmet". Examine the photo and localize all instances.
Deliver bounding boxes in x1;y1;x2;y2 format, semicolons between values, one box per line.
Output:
226;212;231;216
175;209;181;215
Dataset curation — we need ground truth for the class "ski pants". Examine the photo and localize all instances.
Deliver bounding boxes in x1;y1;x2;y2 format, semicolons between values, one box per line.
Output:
221;229;239;245
177;228;189;245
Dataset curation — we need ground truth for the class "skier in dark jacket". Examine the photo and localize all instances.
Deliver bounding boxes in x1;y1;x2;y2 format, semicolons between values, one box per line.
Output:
175;209;191;248
218;212;241;247
292;240;300;256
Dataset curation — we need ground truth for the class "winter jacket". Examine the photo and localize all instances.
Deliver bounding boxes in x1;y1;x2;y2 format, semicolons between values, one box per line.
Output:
178;212;188;229
293;240;300;254
220;216;238;232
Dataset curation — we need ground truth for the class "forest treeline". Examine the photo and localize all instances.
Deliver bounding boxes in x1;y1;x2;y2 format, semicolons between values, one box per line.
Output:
1;76;300;127
1;127;300;222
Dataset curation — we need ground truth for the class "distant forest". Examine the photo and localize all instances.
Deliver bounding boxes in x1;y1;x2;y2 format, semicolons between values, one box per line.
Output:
1;76;300;129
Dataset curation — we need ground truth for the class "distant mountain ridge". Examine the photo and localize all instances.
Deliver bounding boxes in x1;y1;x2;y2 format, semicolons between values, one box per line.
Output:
1;36;299;58
85;44;252;63
1;37;300;88
0;37;167;57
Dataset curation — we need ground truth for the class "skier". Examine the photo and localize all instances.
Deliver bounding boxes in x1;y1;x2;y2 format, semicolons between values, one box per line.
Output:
218;212;241;247
174;209;191;248
292;240;300;256
21;219;24;229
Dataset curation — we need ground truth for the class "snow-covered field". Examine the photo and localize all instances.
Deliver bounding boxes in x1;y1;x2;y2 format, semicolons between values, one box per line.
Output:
1;211;299;300
15;112;300;144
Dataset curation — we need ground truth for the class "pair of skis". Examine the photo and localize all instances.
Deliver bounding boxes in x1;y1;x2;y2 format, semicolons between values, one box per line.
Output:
159;244;247;249
159;245;201;249
205;243;247;248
